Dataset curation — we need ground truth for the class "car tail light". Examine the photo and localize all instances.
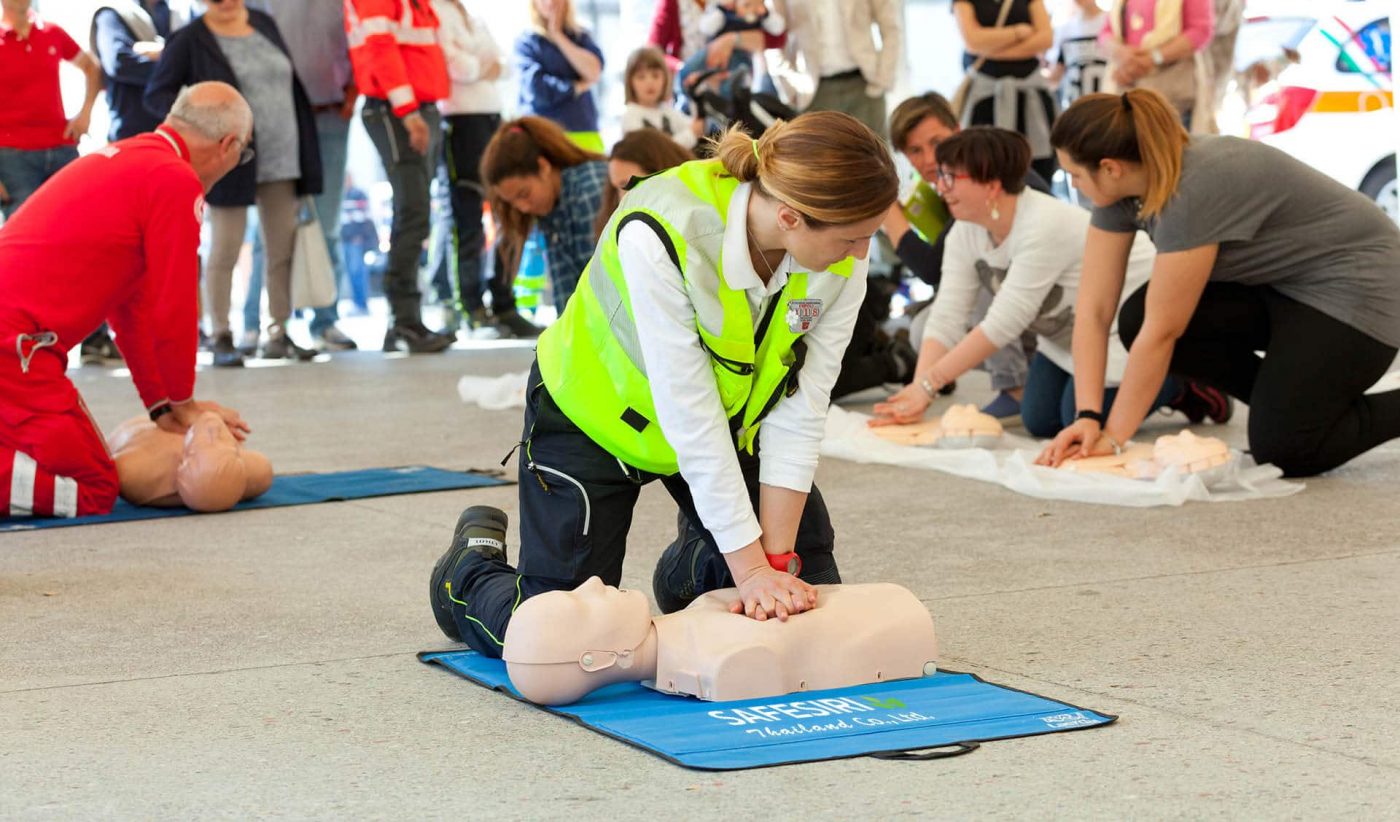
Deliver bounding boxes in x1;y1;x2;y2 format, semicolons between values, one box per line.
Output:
1249;86;1320;138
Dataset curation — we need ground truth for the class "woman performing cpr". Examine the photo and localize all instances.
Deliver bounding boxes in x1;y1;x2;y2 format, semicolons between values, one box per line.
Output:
431;111;898;656
1039;89;1400;476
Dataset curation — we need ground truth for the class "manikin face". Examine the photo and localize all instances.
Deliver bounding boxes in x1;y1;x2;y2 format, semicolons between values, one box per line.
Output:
901;115;958;185
502;576;652;666
175;412;246;512
631;67;668;108
494;158;560;217
608;158;646;193
780;208;886;273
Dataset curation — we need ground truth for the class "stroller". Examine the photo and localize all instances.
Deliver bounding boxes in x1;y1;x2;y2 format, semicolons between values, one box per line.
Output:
683;64;797;152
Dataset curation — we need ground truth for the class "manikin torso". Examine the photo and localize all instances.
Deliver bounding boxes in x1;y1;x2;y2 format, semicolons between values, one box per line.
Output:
870;404;1004;448
502;578;938;706
108;412;272;511
1062;430;1231;478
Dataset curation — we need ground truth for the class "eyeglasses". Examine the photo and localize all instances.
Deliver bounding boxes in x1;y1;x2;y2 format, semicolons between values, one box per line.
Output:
234;136;255;167
933;167;970;188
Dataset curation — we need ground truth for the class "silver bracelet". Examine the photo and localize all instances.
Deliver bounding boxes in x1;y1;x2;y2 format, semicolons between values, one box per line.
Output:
918;377;937;399
1102;433;1123;456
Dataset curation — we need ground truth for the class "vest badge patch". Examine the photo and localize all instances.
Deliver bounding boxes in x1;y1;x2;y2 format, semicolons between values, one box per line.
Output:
786;299;823;333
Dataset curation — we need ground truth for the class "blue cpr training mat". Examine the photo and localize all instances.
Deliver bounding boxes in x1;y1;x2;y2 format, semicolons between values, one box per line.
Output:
0;466;509;532
420;649;1116;770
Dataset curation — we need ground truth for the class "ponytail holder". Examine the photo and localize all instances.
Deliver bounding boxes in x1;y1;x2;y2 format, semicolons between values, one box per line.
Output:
509;125;526;134
751;138;760;162
1121;94;1133;113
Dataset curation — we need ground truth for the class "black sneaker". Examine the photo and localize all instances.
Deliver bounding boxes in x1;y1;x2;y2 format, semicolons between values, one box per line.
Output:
494;310;543;339
652;510;726;614
383;321;454;353
79;329;123;365
429;505;509;641
261;331;317;361
210;331;245;368
1169;379;1234;425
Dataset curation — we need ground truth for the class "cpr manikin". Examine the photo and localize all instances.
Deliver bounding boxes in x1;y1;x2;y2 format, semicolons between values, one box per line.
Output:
107;412;272;511
869;403;1004;448
502;578;938;706
1061;430;1232;479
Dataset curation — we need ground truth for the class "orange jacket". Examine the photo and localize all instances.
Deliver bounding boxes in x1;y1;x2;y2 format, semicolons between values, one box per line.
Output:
344;0;449;116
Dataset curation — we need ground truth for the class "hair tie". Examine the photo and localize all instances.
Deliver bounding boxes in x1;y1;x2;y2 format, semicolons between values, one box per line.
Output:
509;125;526;134
751;138;760;163
1121;94;1133;113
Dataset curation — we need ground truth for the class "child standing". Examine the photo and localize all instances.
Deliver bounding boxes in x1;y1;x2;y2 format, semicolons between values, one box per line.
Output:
621;47;703;151
1047;0;1109;109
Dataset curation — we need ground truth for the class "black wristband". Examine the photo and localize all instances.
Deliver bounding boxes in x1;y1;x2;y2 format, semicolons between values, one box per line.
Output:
1075;409;1105;425
149;404;175;423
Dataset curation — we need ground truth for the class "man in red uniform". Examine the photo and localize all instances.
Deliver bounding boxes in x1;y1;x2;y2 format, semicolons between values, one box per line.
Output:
0;81;253;520
344;0;454;353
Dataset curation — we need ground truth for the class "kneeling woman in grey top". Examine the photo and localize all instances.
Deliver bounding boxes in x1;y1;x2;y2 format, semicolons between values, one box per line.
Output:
1039;88;1400;477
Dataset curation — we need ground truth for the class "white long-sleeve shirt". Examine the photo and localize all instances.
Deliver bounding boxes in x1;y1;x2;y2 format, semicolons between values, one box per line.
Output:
926;189;1154;384
621;103;700;151
617;182;866;553
432;0;504;115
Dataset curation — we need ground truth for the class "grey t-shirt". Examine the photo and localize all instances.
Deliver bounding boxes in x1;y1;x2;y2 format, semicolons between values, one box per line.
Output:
215;31;300;184
1091;135;1400;347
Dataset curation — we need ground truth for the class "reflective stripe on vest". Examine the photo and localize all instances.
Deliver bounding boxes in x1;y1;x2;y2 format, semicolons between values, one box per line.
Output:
537;160;855;475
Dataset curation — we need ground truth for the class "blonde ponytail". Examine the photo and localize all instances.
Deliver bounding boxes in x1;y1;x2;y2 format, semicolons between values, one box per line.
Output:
709;112;897;227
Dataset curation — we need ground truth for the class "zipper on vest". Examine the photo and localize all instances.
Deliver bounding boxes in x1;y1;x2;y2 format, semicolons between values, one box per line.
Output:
526;461;592;536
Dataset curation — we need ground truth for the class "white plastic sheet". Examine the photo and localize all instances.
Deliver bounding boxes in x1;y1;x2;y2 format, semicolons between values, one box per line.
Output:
456;370;530;411
821;406;1304;507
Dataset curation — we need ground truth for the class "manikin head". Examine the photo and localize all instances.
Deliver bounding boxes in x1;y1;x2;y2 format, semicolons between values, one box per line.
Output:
175;412;271;511
503;577;654;705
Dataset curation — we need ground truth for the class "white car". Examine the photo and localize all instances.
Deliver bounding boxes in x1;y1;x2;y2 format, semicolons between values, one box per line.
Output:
1241;1;1396;220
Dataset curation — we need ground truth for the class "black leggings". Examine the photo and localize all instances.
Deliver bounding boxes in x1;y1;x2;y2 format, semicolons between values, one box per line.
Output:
1119;283;1400;477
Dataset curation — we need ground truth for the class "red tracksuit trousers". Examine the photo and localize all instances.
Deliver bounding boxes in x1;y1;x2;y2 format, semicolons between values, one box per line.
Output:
0;337;118;519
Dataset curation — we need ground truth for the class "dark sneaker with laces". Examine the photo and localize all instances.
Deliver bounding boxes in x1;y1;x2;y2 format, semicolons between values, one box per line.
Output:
1169;379;1234;424
494;310;543;339
383;321;454;353
314;325;358;351
652;510;728;614
430;506;509;641
79;329;123;365
210;331;245;368
261;333;317;361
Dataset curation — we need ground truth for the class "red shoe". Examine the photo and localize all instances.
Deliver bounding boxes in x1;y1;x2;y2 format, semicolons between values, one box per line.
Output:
1170;379;1234;424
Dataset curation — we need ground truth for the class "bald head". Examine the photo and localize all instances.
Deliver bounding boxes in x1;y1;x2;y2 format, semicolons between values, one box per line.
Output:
166;82;252;145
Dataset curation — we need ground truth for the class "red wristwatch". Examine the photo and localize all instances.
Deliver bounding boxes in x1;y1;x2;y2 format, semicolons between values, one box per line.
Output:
766;551;802;575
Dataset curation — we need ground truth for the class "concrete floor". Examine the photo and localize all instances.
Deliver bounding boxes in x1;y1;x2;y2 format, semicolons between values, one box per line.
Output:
3;344;1397;820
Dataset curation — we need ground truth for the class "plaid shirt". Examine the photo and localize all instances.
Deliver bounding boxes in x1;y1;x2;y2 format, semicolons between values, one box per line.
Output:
537;160;609;310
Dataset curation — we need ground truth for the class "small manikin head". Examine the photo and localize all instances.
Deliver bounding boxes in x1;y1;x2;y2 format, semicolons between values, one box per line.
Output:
1152;430;1230;473
174;412;268;511
503;576;653;705
939;404;1004;437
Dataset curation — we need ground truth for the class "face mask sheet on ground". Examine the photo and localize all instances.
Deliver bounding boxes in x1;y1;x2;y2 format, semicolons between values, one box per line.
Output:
821;406;1304;508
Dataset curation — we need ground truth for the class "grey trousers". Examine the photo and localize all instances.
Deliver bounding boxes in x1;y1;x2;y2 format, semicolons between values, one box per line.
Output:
361;99;442;323
807;71;887;138
910;286;1033;392
205;180;299;335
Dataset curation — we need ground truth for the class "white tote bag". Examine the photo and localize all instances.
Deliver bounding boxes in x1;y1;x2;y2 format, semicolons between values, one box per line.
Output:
290;197;337;310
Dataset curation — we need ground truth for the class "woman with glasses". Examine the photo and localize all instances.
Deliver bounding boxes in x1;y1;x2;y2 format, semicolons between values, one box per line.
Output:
145;0;323;365
869;127;1207;436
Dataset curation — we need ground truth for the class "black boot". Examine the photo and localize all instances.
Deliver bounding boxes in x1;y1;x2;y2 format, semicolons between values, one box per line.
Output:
383;320;454;354
429;506;510;642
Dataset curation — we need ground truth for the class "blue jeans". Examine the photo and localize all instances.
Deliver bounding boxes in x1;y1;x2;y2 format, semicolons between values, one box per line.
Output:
244;110;352;335
1021;352;1181;438
0;146;79;219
